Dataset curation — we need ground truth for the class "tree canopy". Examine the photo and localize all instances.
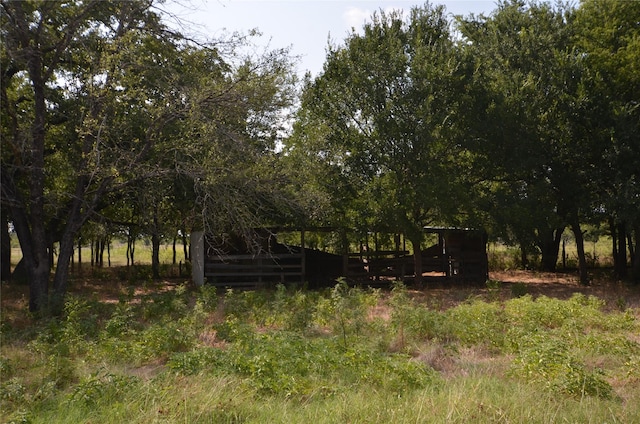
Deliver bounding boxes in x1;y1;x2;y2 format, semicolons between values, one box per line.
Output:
1;0;301;312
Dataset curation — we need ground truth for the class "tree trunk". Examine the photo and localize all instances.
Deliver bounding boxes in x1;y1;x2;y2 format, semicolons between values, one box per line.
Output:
1;206;11;282
410;235;423;288
52;223;81;313
172;234;177;265
617;222;628;279
627;231;635;265
98;237;106;267
182;229;189;261
570;221;589;285
539;227;563;272
10;199;50;312
610;217;619;274
633;225;640;284
519;243;529;269
127;228;136;266
151;207;161;279
78;237;82;268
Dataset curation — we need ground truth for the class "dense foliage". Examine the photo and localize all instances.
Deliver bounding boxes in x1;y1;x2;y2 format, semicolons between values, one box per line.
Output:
288;0;640;284
1;0;303;312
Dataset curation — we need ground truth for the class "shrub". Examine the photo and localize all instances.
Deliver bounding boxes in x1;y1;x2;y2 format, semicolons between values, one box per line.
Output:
313;279;379;349
510;282;528;298
271;284;318;332
510;334;613;399
102;302;136;338
68;370;140;407
445;299;506;350
388;282;447;347
167;347;229;376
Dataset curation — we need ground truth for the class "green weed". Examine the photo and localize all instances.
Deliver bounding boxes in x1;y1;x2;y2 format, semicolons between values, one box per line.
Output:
510;334;613;399
313;279;379;349
2;278;639;422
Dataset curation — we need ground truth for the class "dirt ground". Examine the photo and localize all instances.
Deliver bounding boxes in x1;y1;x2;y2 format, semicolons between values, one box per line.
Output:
392;269;640;313
491;269;640;309
2;269;639;324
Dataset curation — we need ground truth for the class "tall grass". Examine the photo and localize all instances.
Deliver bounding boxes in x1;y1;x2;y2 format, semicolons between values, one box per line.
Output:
1;281;639;423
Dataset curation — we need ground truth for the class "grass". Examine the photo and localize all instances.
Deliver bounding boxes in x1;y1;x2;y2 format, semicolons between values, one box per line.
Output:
487;236;618;271
1;275;639;423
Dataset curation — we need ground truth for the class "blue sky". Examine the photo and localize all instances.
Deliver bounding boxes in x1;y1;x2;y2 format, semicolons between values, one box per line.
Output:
162;1;498;76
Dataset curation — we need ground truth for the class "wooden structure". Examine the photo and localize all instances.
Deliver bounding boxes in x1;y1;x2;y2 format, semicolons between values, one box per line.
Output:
421;226;489;282
201;231;306;288
191;226;488;288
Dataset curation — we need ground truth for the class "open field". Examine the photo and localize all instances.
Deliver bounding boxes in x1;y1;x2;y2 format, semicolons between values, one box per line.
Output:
2;268;639;423
10;241;187;268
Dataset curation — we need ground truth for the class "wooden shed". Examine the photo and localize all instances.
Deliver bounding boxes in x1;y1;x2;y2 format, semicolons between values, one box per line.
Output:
421;226;489;282
191;226;488;288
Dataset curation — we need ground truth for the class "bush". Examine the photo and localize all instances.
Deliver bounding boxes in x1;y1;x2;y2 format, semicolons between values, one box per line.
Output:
68;370;140;407
388;282;447;347
445;299;506;350
167;347;229;376
313;279;379;349
510;334;613;399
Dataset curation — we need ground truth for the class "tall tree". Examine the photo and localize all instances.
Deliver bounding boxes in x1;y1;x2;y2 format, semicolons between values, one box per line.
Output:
574;0;640;281
458;0;596;282
291;4;469;285
1;0;300;312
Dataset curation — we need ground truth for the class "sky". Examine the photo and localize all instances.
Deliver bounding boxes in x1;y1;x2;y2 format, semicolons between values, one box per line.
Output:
162;1;498;77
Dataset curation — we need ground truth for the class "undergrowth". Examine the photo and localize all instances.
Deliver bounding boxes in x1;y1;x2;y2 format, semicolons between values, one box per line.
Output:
1;281;639;423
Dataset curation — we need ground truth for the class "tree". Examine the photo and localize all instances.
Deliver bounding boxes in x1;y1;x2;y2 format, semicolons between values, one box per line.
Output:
458;1;597;283
574;0;640;281
2;1;131;312
291;4;470;285
1;0;301;313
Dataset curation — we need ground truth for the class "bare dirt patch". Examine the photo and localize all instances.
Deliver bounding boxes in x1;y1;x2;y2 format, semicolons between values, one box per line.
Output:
490;269;640;311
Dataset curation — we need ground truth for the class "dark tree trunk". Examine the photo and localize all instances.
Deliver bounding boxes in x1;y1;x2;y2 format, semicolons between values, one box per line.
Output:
410;235;423;288
98;237;106;267
539;227;564;272
48;242;55;271
617;222;628;279
570;221;589;285
126;227;136;266
172;234;178;265
128;235;136;266
519;243;529;269
627;231;635;266
633;226;640;284
611;217;619;274
52;215;84;313
182;229;189;261
78;237;82;268
1;206;11;281
151;207;161;279
10;198;50;312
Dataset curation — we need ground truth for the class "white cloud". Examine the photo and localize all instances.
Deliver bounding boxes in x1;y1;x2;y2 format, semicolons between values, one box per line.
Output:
342;7;371;31
342;6;406;33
